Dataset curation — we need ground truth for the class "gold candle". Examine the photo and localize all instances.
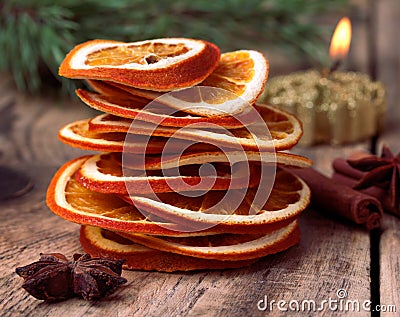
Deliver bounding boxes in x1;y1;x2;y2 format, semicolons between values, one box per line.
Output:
261;17;386;146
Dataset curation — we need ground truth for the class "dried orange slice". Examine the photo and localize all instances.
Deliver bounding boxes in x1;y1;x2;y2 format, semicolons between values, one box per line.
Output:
87;49;268;115
75;153;261;194
156;50;269;117
47;156;202;235
75;151;310;194
126;168;310;231
114;220;298;261
59;38;220;91
58;119;218;154
76;89;257;129
85;80;152;103
58;119;160;153
87;79;161;100
81;222;298;268
47;156;310;234
80;226;259;271
202;50;269;105
88;103;303;151
122;150;311;171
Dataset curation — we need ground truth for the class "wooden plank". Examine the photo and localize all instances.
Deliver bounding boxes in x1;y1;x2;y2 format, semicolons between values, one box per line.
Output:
376;0;400;312
380;215;400;315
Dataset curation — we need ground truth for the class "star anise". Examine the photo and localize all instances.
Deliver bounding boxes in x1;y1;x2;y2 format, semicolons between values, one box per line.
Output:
16;253;127;301
348;145;400;210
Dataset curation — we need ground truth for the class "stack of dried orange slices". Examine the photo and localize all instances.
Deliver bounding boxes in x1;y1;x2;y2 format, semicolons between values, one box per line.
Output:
47;38;312;272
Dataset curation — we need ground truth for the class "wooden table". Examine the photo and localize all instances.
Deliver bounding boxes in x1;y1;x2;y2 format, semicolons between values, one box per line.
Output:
0;72;398;317
1;1;400;313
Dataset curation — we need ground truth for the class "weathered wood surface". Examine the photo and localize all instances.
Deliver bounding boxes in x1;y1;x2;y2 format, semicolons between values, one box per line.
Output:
380;215;400;316
1;0;400;314
378;126;400;316
374;0;400;314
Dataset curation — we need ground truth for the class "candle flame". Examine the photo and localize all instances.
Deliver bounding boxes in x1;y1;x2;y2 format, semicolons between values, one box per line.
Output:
329;17;352;60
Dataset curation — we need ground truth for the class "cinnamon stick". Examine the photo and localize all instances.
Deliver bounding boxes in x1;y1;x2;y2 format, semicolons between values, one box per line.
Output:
292;167;383;230
332;157;366;180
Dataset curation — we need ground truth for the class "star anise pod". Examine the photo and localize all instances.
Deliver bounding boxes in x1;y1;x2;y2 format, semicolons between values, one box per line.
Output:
16;253;127;301
348;145;400;210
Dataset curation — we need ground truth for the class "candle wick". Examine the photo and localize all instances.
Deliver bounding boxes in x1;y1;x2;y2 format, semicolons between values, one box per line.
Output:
329;59;342;73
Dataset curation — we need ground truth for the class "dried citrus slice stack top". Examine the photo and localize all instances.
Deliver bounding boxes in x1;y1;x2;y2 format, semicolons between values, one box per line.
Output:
59;38;220;91
87;49;269;107
84;50;269;118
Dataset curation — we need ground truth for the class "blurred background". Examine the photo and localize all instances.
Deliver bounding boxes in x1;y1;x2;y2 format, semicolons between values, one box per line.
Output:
0;0;354;93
